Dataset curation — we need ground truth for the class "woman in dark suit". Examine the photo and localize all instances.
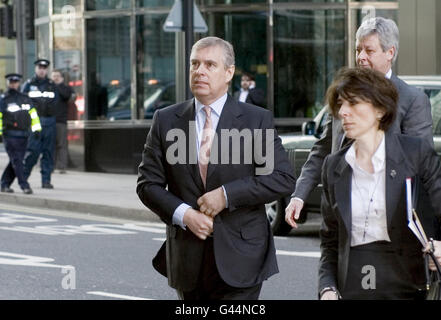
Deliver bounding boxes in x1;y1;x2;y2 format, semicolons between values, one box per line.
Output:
318;67;441;300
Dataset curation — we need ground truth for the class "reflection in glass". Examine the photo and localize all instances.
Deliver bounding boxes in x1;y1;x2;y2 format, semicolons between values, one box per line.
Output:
87;17;131;120
37;24;50;61
86;0;130;10
136;14;176;119
204;12;267;107
53;19;84;120
274;10;345;118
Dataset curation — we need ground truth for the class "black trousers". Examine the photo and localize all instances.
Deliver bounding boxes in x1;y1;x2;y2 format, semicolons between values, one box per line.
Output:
1;136;30;189
341;241;426;300
176;237;262;300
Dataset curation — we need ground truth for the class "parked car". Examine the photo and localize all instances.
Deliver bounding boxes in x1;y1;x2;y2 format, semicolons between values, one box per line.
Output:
107;80;175;120
267;75;441;235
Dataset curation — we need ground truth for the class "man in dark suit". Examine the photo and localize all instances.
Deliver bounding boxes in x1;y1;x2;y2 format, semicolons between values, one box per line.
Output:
234;72;266;108
137;37;295;300
285;17;434;227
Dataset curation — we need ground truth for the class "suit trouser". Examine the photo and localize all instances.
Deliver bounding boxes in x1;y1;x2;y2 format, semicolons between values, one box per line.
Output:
176;237;262;300
1;136;30;190
55;122;68;170
24;117;56;184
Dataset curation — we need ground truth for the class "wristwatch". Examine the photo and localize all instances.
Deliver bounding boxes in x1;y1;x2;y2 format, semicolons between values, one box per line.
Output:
319;286;342;300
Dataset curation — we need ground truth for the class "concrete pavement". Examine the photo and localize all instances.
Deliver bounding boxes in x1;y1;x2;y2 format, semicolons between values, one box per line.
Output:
0;145;159;222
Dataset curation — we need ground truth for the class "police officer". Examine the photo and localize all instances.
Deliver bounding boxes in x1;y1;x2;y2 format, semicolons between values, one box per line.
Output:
22;59;58;189
0;74;42;194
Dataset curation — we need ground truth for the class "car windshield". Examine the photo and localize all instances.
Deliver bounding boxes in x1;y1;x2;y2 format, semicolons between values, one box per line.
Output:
428;88;441;134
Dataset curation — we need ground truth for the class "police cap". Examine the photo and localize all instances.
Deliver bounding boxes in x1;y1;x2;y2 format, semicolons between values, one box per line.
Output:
5;73;23;82
34;59;50;67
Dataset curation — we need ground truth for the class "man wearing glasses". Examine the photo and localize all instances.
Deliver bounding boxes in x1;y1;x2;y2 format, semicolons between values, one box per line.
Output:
22;59;58;189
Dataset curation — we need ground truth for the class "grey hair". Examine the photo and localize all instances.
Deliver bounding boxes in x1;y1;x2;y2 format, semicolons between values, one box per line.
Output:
191;37;235;69
356;17;399;64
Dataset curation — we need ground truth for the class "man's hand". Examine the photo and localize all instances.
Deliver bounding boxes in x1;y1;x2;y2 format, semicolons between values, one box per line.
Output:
183;208;213;240
285;198;304;229
197;187;226;218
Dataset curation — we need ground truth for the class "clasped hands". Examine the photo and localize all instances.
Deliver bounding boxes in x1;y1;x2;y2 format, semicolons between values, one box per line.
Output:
183;187;226;240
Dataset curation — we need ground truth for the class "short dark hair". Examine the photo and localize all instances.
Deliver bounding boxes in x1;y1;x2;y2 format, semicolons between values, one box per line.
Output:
241;72;255;81
326;67;398;131
52;69;64;77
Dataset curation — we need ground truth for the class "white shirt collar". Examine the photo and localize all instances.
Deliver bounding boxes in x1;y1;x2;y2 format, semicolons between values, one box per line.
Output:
385;69;392;79
345;134;386;174
194;93;227;118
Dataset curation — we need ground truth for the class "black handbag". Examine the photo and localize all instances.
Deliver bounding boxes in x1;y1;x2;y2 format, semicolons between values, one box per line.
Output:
424;243;441;300
411;176;441;300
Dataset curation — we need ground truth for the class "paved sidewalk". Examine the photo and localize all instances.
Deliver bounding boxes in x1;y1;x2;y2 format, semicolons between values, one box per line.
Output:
0;146;159;222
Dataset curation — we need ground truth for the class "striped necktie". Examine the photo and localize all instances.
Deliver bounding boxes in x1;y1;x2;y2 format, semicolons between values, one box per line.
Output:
199;106;214;187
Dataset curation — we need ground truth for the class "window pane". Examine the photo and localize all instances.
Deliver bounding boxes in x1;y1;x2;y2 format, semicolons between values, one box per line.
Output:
37;24;50;61
53;19;84;120
87;17;131;120
197;0;266;4
274;0;344;3
37;0;49;17
136;14;176;119
274;9;345;118
137;0;175;6
86;0;130;10
53;0;82;14
204;12;268;107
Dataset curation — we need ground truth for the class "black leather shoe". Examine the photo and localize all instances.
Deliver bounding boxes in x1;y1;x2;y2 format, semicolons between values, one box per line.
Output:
42;183;54;189
1;187;14;193
23;188;33;194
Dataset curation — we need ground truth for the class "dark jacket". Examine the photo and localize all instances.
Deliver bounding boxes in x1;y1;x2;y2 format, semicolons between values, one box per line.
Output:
22;76;58;118
55;83;74;124
234;88;266;108
137;95;295;291
0;89;36;137
318;132;441;293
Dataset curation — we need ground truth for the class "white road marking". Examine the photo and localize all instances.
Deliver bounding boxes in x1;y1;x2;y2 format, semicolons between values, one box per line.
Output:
276;250;320;258
87;291;153;300
152;238;166;242
0;213;57;224
0;251;70;269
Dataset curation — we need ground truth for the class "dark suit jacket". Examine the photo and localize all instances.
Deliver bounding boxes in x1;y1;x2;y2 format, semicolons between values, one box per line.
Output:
293;73;433;201
234;88;266;108
318;132;441;293
137;95;295;291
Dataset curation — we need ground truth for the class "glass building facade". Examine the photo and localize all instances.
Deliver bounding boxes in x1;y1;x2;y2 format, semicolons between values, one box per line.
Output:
1;0;441;173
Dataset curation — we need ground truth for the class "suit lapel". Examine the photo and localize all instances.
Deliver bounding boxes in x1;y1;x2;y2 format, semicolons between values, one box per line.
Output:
174;99;205;192
384;132;406;231
206;95;242;184
333;153;353;235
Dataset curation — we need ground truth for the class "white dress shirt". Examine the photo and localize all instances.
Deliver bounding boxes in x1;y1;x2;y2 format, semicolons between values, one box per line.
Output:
238;84;255;103
172;93;228;229
345;135;391;247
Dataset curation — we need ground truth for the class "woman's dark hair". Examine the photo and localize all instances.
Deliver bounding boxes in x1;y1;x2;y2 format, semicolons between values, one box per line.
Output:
326;67;398;131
